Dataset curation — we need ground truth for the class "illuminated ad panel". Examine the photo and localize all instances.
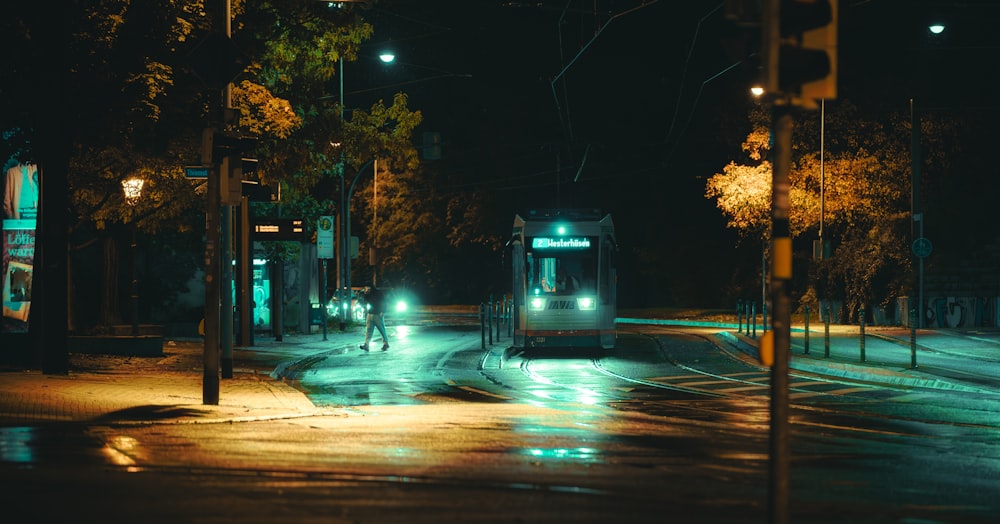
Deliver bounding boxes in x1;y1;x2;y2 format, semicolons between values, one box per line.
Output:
3;162;39;334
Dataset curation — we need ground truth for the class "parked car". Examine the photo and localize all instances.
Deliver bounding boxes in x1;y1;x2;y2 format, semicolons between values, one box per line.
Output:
326;287;367;322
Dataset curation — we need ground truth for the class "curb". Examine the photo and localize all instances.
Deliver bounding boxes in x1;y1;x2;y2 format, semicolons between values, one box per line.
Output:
714;331;994;394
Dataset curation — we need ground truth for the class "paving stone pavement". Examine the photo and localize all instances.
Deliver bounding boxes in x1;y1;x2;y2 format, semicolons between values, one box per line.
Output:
0;339;326;427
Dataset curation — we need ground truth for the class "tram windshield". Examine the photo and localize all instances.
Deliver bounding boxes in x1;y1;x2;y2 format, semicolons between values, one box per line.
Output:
526;236;596;295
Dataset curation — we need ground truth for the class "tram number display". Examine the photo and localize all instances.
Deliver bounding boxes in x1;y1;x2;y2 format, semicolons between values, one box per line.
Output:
531;237;591;249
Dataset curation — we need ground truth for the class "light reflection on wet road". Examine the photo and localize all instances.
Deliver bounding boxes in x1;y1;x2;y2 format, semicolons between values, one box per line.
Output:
3;323;1000;522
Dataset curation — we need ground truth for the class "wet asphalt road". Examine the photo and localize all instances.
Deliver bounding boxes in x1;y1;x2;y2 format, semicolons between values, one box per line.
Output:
2;322;999;523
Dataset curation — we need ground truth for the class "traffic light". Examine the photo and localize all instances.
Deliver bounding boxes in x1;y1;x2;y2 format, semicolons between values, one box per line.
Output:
200;127;258;205
762;0;837;108
212;132;258;166
199;127;258;166
220;147;258;206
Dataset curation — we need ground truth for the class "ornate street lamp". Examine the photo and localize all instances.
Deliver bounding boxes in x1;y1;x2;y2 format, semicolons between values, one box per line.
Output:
122;177;145;336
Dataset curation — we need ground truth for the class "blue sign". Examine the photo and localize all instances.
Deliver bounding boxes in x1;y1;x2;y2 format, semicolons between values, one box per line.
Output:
184;166;210;179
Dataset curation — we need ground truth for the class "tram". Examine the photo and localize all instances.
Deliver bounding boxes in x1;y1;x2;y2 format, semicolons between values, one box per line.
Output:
509;209;617;349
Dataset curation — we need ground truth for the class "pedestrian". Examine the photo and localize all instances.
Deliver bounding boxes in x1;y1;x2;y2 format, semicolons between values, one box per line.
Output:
360;283;389;351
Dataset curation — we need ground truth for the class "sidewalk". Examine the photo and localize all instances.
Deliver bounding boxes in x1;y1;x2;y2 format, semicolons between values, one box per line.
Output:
0;330;361;427
718;323;1000;394
2;320;999;427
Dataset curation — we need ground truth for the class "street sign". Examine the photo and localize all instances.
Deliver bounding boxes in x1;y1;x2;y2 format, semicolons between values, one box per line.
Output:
912;237;932;258
317;216;334;259
253;218;305;241
184;166;210;179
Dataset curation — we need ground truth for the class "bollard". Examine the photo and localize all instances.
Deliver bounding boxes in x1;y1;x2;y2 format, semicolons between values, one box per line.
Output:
737;299;744;334
804;304;810;354
910;308;918;368
506;297;513;337
480;302;486;349
751;301;757;338
488;296;494;346
824;304;831;358
762;299;768;334
859;306;866;363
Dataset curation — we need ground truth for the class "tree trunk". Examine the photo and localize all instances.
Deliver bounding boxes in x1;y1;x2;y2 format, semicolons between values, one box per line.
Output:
100;235;120;327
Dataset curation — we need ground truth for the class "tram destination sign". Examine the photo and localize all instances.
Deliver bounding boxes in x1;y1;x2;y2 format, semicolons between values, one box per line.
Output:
531;237;591;249
254;218;305;241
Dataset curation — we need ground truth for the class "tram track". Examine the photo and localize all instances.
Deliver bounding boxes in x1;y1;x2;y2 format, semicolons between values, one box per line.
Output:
504;326;899;409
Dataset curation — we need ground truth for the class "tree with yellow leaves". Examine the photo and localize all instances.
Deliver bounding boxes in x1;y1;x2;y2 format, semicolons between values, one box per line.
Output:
705;102;952;322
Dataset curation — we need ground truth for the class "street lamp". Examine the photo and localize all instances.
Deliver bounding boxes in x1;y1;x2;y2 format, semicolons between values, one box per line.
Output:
121;177;145;336
334;51;396;328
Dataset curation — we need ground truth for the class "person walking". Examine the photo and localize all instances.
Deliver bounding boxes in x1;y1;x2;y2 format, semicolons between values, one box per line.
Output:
360;283;389;351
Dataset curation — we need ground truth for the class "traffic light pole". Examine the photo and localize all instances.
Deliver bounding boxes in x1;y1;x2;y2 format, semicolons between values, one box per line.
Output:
202;0;234;405
769;104;794;524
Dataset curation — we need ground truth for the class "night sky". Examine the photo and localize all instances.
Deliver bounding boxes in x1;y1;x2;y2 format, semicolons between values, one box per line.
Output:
344;0;998;306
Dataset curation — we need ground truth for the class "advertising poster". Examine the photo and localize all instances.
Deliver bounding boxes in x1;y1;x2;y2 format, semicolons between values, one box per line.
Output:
2;162;38;334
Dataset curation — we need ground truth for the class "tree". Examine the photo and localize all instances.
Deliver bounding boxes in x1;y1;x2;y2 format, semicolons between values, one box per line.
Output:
2;1;382;331
705;101;954;321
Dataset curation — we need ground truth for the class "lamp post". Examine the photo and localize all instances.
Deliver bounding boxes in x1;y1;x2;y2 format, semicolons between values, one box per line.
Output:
122;177;145;337
334;51;395;328
372;157;379;287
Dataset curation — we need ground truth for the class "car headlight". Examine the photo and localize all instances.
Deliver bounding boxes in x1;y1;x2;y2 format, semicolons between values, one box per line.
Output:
395;300;408;313
576;297;596;310
529;297;545;311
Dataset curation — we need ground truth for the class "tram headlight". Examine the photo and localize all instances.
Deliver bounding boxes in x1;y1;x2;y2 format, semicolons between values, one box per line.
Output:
576;297;596;310
529;297;546;311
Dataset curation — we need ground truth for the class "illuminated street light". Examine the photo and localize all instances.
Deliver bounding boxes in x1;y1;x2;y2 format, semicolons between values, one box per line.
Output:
379;51;396;63
121;177;145;336
750;85;765;97
928;23;945;34
121;177;145;204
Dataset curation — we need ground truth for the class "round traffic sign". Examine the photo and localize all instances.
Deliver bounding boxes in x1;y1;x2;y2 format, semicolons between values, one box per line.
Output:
912;237;932;258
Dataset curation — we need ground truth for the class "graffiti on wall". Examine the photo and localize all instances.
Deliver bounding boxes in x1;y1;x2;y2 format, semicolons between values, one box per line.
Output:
923;296;999;328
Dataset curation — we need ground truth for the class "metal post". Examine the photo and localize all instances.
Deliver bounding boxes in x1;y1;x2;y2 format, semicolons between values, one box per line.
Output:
507;296;513;337
129;222;139;336
768;102;794;524
337;54;347;332
480;302;486;349
859;306;866;363
911;98;924;329
202;0;232;405
221;203;233;379
910;308;918;368
804;304;810;354
237;196;252;346
738;299;744;333
321;259;327;341
762;245;768;333
272;258;283;342
338;173;347;331
488;294;494;346
751;301;757;338
824;304;831;358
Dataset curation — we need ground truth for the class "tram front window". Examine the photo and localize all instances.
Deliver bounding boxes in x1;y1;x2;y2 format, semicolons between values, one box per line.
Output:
526;236;596;295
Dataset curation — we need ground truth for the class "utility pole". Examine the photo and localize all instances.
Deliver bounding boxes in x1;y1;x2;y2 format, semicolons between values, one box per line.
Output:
761;2;837;523
769;105;794;524
201;0;234;405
